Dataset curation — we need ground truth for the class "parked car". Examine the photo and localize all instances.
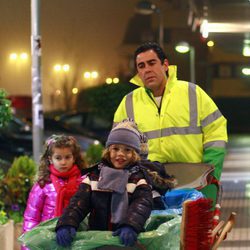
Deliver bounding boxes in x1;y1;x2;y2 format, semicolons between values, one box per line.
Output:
43;117;101;151
0;116;101;162
0;116;32;162
53;111;113;144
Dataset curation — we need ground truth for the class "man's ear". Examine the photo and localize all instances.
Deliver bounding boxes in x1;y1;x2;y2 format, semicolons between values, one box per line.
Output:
163;59;169;71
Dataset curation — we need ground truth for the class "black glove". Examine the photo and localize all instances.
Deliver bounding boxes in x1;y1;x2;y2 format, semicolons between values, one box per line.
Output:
56;225;76;247
112;226;138;247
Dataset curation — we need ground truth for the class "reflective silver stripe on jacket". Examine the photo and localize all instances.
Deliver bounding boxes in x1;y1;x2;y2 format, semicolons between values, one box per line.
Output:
124;83;225;147
125;92;134;119
204;141;226;149
201;109;223;127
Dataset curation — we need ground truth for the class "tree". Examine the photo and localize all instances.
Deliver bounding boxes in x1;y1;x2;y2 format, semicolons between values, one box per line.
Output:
77;82;137;122
0;89;12;128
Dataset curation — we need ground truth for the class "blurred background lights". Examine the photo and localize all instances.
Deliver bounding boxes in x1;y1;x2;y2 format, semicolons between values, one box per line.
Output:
83;71;91;79
62;64;70;72
105;77;119;84
54;64;62;71
200;19;209;39
242;68;250;75
91;71;98;78
9;52;29;61
105;78;112;84
175;42;190;53
113;77;119;84
207;40;214;47
246;183;250;198
72;87;78;94
55;89;61;96
20;52;28;60
9;53;18;60
54;64;70;72
83;71;99;79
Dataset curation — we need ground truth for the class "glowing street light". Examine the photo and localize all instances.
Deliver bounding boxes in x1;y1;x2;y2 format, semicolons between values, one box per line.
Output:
91;71;98;78
83;71;99;79
53;64;70;72
175;42;195;83
207;40;214;48
105;78;112;84
62;64;70;72
9;52;29;62
72;87;78;94
83;71;91;79
113;77;119;84
105;77;120;84
9;53;18;60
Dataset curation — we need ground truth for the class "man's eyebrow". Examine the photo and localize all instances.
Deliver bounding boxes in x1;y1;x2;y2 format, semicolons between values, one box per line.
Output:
137;59;157;66
147;59;157;63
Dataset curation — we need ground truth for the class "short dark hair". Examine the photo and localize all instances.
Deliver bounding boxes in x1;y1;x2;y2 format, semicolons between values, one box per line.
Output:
134;42;167;65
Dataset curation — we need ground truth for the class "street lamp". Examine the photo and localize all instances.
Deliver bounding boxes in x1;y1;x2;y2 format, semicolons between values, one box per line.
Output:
9;52;29;63
135;0;164;49
175;42;196;83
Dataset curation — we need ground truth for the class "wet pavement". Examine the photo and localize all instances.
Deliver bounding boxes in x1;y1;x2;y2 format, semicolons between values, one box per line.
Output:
218;134;250;249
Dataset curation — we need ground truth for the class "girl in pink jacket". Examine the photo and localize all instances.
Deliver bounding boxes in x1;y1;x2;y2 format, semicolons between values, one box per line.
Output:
22;134;86;249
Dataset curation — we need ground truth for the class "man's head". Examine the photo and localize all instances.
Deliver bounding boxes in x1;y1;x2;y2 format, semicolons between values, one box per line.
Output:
134;42;169;97
134;42;167;66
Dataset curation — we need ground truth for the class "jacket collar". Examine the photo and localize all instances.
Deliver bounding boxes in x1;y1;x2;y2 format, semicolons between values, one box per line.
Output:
129;65;178;87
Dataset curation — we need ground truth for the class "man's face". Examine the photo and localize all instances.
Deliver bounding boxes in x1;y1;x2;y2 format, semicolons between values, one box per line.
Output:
136;49;168;96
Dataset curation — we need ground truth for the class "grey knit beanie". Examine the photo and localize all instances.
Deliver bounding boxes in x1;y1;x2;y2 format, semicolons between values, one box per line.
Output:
106;120;141;153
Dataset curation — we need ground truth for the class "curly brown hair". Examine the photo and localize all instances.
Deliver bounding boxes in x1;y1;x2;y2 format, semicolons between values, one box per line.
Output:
37;134;86;187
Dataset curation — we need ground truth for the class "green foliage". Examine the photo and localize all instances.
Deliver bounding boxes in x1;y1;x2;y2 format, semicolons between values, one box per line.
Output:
85;143;104;166
77;82;137;122
0;156;37;223
0;210;8;225
0;89;12;128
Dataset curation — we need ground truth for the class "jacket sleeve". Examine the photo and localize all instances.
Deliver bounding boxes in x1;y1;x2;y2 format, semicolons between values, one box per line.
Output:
55;180;91;231
22;183;45;233
121;173;153;233
203;147;226;180
197;86;228;179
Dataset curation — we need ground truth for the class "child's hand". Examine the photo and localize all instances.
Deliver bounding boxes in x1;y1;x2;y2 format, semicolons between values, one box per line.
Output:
112;226;138;247
56;225;76;247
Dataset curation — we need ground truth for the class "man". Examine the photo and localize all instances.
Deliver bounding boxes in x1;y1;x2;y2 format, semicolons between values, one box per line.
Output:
113;42;227;202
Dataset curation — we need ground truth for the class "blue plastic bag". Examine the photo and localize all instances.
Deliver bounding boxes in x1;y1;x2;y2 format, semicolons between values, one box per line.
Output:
151;188;204;215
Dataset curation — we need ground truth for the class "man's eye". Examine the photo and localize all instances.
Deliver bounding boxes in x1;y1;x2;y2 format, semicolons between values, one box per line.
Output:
137;64;145;69
148;61;155;66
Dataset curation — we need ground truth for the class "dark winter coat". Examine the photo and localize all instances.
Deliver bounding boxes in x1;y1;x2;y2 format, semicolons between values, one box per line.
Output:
56;161;153;233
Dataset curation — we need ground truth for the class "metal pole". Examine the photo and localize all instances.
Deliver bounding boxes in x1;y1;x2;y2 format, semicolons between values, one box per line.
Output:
31;0;44;164
190;46;195;83
156;9;164;49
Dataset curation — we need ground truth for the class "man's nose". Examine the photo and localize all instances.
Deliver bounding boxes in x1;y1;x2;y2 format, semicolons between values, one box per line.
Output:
144;65;151;72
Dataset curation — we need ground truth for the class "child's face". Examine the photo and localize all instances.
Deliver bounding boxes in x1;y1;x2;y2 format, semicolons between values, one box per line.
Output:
109;144;133;169
49;147;75;172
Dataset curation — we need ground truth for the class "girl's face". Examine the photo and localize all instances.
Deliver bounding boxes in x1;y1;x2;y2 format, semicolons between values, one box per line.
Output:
109;144;134;169
49;147;75;172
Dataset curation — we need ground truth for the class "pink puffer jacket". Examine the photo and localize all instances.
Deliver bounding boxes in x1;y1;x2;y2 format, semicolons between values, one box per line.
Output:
21;176;84;250
23;175;85;232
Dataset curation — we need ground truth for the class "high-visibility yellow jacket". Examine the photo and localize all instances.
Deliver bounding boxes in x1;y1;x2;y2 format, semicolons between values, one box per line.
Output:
113;65;228;180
